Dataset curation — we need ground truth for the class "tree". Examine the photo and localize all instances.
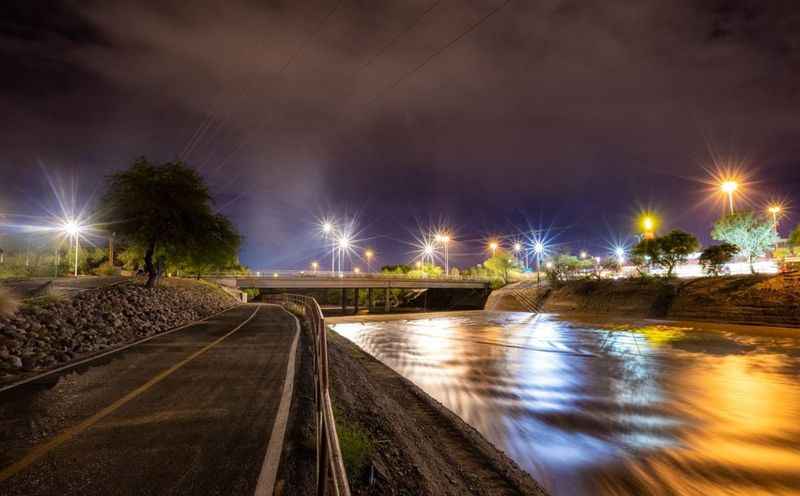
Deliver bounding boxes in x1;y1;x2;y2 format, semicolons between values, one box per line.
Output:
631;230;699;278
712;212;779;274
790;225;800;249
698;243;739;276
483;254;519;285
100;158;242;287
656;230;699;278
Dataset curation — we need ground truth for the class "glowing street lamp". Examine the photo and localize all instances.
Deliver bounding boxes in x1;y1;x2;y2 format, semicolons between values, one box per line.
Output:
354;267;360;274
489;241;499;256
435;233;451;276
365;249;374;273
580;250;588;260
62;220;82;277
322;221;335;273
311;261;319;273
337;236;350;275
768;205;782;232
615;246;626;264
720;180;738;214
533;241;545;287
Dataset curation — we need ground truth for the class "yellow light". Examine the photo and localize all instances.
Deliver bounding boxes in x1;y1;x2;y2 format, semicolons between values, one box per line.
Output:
272;272;278;278
720;181;738;194
415;261;422;268
489;242;498;251
365;250;373;259
768;205;782;215
354;267;360;273
311;261;318;269
643;217;654;231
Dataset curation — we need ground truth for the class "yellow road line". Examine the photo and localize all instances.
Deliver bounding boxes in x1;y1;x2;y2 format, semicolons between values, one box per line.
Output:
0;305;261;482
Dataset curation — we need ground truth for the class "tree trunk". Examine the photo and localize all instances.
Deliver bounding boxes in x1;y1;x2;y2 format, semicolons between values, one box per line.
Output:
749;254;756;274
144;238;158;288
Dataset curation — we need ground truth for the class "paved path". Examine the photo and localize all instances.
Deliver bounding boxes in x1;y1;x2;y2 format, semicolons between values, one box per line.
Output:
0;304;298;496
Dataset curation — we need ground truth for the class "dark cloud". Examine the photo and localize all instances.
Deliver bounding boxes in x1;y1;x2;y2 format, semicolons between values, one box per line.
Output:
1;0;798;268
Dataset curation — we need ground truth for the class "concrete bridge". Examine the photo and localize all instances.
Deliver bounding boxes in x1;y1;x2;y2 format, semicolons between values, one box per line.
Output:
207;272;491;312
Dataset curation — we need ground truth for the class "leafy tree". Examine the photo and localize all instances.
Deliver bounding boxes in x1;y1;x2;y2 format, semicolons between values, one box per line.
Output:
656;230;699;278
100;158;242;287
632;230;699;278
712;212;779;274
483;254;520;285
789;225;800;249
698;243;739;276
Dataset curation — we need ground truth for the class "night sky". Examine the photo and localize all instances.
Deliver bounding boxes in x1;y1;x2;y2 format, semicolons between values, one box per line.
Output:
2;0;799;269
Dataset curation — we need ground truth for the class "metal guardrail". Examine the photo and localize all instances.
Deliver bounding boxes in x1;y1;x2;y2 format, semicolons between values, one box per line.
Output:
265;294;350;496
200;269;493;282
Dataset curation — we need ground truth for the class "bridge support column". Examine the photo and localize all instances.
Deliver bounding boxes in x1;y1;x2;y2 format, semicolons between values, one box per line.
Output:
367;288;373;312
384;288;390;313
341;287;347;314
353;288;360;314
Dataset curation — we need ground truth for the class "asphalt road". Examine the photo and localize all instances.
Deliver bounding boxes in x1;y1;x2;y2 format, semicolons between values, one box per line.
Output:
0;304;299;496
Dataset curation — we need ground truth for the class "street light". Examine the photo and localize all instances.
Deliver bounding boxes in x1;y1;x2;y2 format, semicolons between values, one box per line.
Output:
62;220;82;277
435;233;451;276
365;249;374;273
615;246;625;264
311;261;319;273
768;205;782;232
720;180;738;214
322;221;335;274
533;241;544;287
580;250;588;259
337;236;350;275
489;241;498;256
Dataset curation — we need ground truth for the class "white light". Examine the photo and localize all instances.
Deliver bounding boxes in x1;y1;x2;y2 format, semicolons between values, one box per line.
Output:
423;244;434;256
534;242;544;254
615;247;625;258
63;221;81;236
514;242;522;252
322;222;333;234
338;237;350;249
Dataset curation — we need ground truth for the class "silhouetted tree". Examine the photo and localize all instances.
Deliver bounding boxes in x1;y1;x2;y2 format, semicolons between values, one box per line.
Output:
698;243;739;276
101;158;241;287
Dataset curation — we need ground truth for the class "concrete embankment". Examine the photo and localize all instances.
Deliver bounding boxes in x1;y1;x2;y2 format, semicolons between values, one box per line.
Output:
490;272;800;327
0;279;237;383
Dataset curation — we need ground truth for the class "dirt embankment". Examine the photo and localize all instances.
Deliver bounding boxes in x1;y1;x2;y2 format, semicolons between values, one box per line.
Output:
494;272;800;327
326;330;548;496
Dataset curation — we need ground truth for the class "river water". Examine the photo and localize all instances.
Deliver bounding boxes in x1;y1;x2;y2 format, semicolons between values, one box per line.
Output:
330;311;800;496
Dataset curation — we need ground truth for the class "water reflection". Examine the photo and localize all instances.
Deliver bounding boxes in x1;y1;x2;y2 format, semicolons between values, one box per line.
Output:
331;312;800;496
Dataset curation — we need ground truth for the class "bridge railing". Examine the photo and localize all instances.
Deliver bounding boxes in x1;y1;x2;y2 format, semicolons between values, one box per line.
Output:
264;293;350;496
202;269;492;282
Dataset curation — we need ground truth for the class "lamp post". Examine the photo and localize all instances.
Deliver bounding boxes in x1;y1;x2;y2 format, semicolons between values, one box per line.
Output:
435;234;450;276
63;221;81;277
534;241;544;287
489;241;498;257
768;205;782;233
720;181;738;214
365;249;373;273
513;242;522;268
337;236;350;276
322;222;335;274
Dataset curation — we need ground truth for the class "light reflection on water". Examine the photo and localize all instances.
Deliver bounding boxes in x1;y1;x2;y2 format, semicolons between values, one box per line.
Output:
331;312;800;496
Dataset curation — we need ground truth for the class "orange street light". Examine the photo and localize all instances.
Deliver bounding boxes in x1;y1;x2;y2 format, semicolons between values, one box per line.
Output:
720;180;739;214
489;241;499;256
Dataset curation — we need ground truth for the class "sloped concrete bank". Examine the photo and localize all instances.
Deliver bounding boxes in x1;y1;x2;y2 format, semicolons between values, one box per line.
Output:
0;279;238;383
492;273;800;327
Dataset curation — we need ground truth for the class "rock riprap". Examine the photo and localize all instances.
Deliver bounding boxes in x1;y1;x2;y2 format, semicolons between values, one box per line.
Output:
0;281;237;381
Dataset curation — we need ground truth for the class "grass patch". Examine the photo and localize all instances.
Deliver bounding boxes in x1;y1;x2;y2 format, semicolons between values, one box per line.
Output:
335;411;374;483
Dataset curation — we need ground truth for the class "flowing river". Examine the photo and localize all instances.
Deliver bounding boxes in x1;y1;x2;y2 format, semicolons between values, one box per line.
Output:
330;311;800;496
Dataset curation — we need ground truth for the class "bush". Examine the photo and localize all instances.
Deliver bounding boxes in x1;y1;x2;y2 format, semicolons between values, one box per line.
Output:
93;262;122;276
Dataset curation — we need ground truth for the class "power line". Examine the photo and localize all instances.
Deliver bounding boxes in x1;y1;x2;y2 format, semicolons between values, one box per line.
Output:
359;0;443;72
363;0;513;107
